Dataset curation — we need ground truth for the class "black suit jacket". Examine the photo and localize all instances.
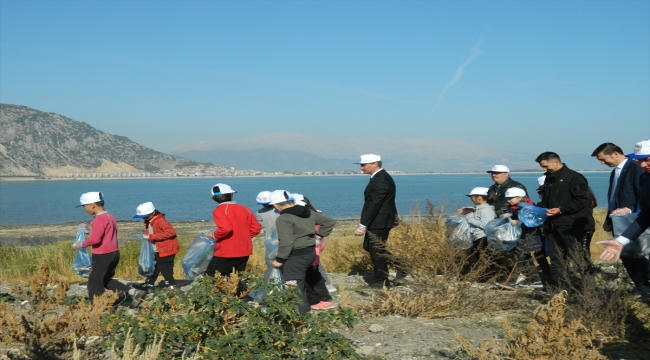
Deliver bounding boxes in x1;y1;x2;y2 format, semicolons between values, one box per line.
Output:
360;169;398;230
608;159;644;214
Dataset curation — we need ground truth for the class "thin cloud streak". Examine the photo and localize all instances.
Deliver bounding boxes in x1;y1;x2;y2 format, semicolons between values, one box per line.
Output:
433;38;483;110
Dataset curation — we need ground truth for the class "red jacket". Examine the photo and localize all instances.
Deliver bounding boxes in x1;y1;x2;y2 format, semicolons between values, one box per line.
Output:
212;202;261;258
145;214;180;258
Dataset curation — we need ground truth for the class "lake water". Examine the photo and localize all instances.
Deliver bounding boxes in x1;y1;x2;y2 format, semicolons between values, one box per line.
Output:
0;173;611;226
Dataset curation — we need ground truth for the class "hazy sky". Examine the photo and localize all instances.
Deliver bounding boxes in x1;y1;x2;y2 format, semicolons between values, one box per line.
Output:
1;0;649;156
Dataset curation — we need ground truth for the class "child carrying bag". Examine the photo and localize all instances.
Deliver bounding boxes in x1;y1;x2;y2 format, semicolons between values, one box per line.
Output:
182;232;216;280
72;226;92;278
485;218;522;253
138;238;156;277
444;216;472;249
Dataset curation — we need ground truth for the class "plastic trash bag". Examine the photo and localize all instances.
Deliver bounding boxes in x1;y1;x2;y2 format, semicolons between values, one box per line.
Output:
611;213;650;258
72;226;92;278
518;203;548;228
182;232;216;280
485;218;522;253
250;268;284;303
138;239;156;277
263;226;280;281
444;216;472;249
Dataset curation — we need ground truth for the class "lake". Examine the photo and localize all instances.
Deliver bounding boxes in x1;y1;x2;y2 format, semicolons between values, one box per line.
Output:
0;173;611;226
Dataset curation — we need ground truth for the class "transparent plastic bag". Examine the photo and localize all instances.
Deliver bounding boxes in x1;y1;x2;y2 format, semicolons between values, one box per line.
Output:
611;213;650;258
485;218;522;253
72;226;92;278
444;216;472;249
518;203;548;228
138;239;156;277
182;232;216;280
263;225;280;281
250;268;284;303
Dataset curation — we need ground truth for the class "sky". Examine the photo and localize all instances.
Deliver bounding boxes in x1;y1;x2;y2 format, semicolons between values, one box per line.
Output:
1;0;649;157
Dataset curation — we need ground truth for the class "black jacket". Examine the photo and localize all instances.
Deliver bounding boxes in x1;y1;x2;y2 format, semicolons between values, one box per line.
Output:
360;169;398;230
622;173;650;241
540;164;593;229
489;177;528;215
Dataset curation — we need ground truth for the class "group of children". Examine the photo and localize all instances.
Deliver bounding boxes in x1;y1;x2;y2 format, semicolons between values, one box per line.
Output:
460;177;552;286
74;183;338;314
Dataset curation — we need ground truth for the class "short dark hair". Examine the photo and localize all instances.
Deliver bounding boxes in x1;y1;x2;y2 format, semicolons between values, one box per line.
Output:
591;142;624;157
94;200;105;206
377;161;382;168
212;193;233;203
535;152;561;163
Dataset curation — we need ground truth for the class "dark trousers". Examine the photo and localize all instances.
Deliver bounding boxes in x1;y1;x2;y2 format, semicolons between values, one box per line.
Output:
621;256;650;289
88;251;132;303
205;256;249;296
281;247;316;315
547;226;589;285
364;228;400;284
145;253;176;286
305;265;331;305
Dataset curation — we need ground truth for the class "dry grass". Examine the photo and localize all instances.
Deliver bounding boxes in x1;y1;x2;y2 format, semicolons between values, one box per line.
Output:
455;290;607;360
106;328;165;360
0;260;116;359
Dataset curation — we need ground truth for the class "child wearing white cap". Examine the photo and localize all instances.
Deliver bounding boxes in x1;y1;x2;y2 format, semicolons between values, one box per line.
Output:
73;192;147;305
460;187;496;272
133;202;180;292
205;183;261;297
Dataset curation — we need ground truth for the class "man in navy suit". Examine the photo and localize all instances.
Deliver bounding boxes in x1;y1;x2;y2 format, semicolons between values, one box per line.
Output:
592;142;649;293
353;154;402;288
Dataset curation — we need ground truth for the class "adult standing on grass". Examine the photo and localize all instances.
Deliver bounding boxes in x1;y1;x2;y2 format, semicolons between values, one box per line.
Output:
591;142;649;295
535;152;593;288
598;141;650;277
487;165;528;216
73;192;147;305
353;154;404;289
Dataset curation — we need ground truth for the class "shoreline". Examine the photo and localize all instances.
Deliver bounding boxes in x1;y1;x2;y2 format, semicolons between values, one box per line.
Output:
0;170;610;182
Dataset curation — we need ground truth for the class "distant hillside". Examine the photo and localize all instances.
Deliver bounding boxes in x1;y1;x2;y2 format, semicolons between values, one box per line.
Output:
172;133;602;173
0;104;200;176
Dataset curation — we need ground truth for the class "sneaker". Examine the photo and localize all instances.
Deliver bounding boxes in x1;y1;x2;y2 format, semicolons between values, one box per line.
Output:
326;284;337;293
145;284;155;294
515;274;527;285
130;289;147;307
310;301;337;311
167;285;178;291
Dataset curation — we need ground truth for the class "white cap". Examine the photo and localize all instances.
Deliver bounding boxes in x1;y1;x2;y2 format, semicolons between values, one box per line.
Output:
211;183;236;196
354;154;381;164
292;193;306;206
504;188;526;198
134;202;155;218
76;192;103;207
537;175;546;187
487;165;510;173
256;191;272;204
626;139;650;160
466;187;490;196
269;190;294;205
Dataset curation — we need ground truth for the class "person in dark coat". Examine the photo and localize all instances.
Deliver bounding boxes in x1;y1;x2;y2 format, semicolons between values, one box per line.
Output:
535;152;593;288
487;165;528;216
591;142;649;293
353;154;403;288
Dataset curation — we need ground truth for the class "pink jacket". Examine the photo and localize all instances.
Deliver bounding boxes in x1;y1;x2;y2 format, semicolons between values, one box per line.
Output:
81;212;119;255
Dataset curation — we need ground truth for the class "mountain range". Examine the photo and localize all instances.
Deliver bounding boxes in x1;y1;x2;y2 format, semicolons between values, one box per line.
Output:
171;133;602;173
0;104;201;176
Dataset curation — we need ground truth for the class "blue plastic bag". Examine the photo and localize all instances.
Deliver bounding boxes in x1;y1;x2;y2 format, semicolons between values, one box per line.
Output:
138;239;156;277
72;226;92;278
485;218;522;253
518;203;548;228
182;232;216;280
444;216;472;249
611;213;650;258
250;268;284;303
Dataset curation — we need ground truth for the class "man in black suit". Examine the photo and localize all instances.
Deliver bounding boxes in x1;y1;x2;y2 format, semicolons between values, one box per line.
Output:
591;142;649;293
353;154;401;288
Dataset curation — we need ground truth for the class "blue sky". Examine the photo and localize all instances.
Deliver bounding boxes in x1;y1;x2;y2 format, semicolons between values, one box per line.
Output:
1;0;649;157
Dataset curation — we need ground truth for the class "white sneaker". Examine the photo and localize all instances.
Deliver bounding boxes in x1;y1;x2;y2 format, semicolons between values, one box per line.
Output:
326;284;337;293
